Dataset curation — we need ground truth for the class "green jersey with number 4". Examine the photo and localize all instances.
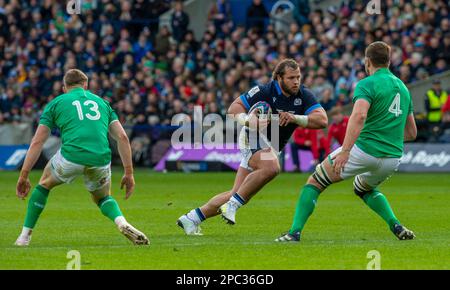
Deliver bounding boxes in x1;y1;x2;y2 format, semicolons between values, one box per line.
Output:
39;87;118;166
352;68;413;158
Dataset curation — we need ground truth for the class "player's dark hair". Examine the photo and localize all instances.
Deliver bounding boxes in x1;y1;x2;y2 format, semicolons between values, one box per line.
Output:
272;59;299;80
365;41;391;68
64;69;88;88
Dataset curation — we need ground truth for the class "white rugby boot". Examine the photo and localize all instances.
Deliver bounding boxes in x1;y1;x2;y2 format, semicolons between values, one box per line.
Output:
177;214;203;235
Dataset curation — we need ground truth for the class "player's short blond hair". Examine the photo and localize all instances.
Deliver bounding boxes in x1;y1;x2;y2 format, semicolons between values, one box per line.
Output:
63;69;88;88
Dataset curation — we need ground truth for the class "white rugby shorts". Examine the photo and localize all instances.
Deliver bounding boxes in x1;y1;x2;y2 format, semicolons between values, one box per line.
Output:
50;150;111;192
238;127;279;171
329;145;401;190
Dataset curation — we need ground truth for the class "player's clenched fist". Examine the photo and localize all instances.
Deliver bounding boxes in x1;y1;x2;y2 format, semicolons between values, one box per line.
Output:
248;110;270;131
279;112;296;126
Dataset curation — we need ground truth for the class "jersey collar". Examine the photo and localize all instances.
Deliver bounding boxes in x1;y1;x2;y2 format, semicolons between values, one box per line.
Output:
68;87;85;93
374;67;390;75
274;80;283;96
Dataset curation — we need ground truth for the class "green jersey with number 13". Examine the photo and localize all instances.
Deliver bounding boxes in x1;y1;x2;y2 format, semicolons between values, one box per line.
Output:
39;87;119;166
352;68;413;158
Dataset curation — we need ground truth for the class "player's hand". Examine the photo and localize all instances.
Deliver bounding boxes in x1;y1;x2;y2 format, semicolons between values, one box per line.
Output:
120;174;135;200
279;112;295;126
16;177;31;200
333;150;350;175
248;111;269;131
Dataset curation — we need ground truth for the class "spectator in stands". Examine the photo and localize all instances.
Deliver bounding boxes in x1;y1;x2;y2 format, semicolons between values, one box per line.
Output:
154;25;171;56
440;93;450;142
130;113;152;166
133;0;169;42
171;0;190;43
291;127;314;172
291;127;329;172
133;33;153;64
425;79;448;141
292;0;311;27
327;105;349;149
208;0;231;33
0;0;449;154
0;88;21;121
246;0;269;34
312;74;334;103
320;87;335;111
443;33;450;64
433;58;449;75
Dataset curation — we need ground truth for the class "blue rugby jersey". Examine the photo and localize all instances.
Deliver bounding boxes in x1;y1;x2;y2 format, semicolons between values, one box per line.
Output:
239;80;322;151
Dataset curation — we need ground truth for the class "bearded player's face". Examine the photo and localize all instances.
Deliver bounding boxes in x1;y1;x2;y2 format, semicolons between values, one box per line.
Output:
279;68;301;96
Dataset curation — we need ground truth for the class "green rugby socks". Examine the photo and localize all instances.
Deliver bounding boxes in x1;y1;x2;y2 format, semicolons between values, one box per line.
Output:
98;196;124;224
289;184;322;234
362;190;400;231
24;185;50;229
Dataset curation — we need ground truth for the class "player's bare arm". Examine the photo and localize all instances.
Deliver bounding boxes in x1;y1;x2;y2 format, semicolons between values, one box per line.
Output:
333;99;370;175
16;125;50;199
109;121;135;199
404;114;417;142
228;97;247;115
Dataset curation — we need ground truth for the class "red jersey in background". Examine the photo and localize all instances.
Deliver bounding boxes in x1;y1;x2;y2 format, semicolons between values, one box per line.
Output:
293;127;330;161
327;115;349;146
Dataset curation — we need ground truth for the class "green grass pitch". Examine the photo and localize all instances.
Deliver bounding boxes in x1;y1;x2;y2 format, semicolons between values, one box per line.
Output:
0;170;449;269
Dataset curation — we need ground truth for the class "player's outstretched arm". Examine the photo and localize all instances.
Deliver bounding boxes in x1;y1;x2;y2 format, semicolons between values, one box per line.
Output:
303;108;328;129
404;113;417;142
333;99;370;175
17;125;50;199
109;121;135;200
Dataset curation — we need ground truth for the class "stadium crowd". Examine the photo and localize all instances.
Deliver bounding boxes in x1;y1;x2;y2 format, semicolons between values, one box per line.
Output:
0;0;449;162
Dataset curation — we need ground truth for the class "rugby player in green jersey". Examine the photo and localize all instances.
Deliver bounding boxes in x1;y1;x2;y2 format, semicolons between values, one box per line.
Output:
15;69;149;246
277;41;417;242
